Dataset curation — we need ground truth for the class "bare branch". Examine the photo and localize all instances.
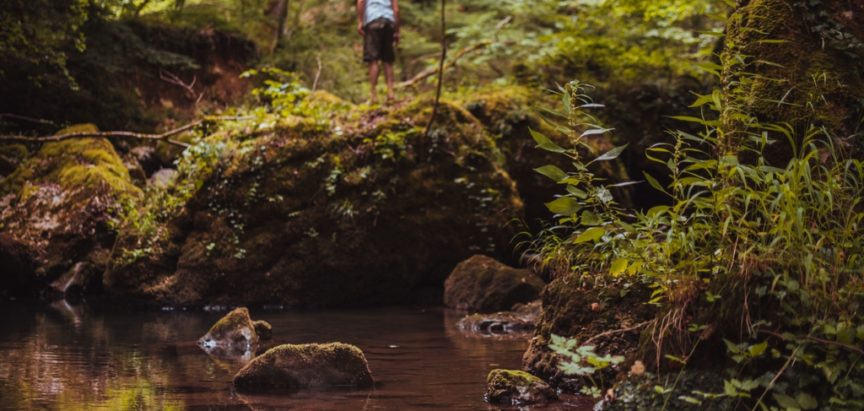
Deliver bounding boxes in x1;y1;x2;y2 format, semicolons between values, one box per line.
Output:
0;116;250;148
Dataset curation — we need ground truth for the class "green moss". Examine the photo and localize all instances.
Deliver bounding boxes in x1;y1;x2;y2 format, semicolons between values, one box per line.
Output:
721;0;864;158
233;342;373;393
1;124;141;200
487;369;543;386
203;307;253;340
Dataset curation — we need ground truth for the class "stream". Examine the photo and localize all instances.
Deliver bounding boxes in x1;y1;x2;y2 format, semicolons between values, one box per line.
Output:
0;302;593;410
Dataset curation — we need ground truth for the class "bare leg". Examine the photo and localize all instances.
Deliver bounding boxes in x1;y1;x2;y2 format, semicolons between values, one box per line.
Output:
384;63;395;103
368;61;380;104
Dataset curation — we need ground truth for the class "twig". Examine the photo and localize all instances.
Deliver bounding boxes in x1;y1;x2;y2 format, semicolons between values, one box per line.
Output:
422;0;447;139
398;42;489;89
0;113;55;126
159;69;204;104
759;329;864;356
584;321;653;345
312;54;323;91
0;116;249;148
398;15;512;89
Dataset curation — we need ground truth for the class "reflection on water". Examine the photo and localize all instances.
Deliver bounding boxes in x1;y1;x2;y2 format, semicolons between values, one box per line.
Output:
0;302;592;410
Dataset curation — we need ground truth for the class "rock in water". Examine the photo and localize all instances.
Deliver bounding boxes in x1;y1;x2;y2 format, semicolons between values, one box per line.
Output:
199;307;260;355
485;369;557;405
456;301;541;338
233;343;373;393
444;255;544;312
253;320;273;340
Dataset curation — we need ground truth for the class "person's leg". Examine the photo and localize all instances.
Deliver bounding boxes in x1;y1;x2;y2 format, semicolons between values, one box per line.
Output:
368;61;380;104
384;63;395;103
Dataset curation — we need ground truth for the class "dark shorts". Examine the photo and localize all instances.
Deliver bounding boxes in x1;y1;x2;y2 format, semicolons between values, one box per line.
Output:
363;18;396;63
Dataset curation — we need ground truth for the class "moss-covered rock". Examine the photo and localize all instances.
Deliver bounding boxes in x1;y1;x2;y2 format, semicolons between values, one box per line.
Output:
233;343;373;393
485;369;557;405
522;274;655;390
444;255;545;313
198;307;260;356
253;320;273;340
462;86;632;224
107;97;524;307
721;0;864;161
0;124;141;299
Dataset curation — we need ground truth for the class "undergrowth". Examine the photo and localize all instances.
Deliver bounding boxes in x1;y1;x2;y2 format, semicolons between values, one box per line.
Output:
529;79;864;409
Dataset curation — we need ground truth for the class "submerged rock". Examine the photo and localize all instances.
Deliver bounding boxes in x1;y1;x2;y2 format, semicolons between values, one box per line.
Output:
485;369;557;405
107;98;523;307
0;124;141;299
444;255;544;313
456;301;541;338
233;343;373;393
199;307;261;356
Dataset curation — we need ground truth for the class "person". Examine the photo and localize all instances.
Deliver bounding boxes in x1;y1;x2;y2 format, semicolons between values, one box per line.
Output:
357;0;400;105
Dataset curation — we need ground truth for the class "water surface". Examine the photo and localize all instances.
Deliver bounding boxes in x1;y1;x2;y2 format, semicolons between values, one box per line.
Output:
0;301;592;410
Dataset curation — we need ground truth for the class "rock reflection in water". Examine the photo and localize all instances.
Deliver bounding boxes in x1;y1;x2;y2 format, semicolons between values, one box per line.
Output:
0;303;593;410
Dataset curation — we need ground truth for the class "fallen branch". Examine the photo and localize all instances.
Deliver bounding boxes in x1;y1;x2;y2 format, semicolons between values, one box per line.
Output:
398;15;513;90
159;69;204;105
398;41;490;89
0;113;56;126
583;321;653;346
0;116;249;148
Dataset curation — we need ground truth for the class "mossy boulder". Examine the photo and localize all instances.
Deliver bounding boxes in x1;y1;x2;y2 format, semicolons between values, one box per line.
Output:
198;307;262;356
462;86;632;224
0;125;141;299
485;369;557;405
107;98;523;307
721;0;864;161
444;255;545;313
522;274;655;390
233;343;373;393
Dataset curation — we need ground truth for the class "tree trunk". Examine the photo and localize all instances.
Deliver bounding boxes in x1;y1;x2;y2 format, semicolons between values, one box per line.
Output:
719;0;864;161
271;0;290;53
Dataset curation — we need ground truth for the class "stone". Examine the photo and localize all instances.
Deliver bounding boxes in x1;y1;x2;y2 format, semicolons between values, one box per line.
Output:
485;369;557;405
107;99;524;307
198;307;260;356
456;300;541;338
233;343;373;393
444;255;544;313
253;320;273;340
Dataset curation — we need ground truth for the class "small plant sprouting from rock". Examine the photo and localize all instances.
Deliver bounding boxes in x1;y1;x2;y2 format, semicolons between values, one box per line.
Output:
549;334;624;398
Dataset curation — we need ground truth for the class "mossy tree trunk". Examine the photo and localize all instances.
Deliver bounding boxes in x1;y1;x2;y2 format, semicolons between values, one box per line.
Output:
720;0;864;162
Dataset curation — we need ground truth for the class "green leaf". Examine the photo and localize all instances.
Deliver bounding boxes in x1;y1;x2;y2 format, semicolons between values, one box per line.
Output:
535;165;568;182
610;258;628;276
546;197;580;215
772;393;800;409
643;171;670;195
573;227;605;244
530;129;566;153
796;393;818;410
591;144;628;163
747;341;768;357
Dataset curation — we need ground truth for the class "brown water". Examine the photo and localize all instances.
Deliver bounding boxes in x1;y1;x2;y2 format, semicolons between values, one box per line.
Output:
0;301;593;410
